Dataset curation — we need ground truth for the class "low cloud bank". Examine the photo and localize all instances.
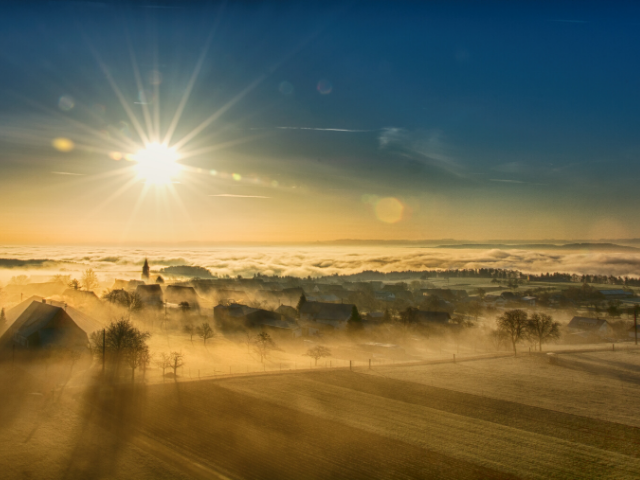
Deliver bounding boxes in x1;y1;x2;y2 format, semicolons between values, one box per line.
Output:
2;246;640;279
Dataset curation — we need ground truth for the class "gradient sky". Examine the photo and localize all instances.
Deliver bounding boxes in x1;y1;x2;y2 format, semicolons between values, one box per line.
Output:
1;1;639;244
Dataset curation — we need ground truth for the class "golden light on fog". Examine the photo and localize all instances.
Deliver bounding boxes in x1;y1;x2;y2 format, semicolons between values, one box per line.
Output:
133;143;181;185
375;197;404;223
52;137;75;152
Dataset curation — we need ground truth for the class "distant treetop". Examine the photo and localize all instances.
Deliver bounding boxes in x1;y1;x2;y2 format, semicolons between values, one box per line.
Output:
159;265;214;278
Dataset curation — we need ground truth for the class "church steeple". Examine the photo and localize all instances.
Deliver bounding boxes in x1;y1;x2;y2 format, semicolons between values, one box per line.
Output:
142;258;150;280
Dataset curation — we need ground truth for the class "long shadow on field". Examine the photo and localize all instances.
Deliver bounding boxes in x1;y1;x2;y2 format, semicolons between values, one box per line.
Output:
130;377;519;480
570;353;640;374
61;375;148;480
0;365;40;431
552;355;640;385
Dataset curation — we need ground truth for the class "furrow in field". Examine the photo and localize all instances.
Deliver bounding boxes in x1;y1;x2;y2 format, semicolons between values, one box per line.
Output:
219;374;640;480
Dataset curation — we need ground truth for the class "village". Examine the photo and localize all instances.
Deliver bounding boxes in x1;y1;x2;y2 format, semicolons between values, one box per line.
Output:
1;259;639;382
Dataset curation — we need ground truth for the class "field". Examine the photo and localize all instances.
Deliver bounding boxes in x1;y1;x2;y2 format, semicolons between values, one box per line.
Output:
2;348;640;479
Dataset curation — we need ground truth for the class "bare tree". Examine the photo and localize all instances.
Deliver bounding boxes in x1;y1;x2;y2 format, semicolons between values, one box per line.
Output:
81;268;100;292
9;275;30;286
89;318;151;377
467;301;484;322
304;345;332;366
169;351;184;376
127;341;150;382
496;309;528;356
155;352;172;377
489;328;507;351
254;331;274;363
68;278;81;291
197;322;215;346
50;274;71;284
184;323;196;343
242;330;253;353
526;313;560;352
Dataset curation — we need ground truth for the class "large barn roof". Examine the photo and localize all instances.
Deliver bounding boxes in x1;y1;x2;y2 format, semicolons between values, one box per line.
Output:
0;297;104;349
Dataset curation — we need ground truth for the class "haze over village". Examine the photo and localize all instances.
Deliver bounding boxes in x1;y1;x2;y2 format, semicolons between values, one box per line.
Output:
2;1;640;479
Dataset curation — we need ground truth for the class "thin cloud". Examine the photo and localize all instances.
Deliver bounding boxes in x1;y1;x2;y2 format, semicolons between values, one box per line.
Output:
490;179;548;186
547;19;588;24
490;179;525;184
209;194;270;198
51;171;85;176
275;127;371;132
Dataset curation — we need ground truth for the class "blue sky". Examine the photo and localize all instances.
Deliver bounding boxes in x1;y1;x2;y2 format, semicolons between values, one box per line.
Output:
0;1;639;243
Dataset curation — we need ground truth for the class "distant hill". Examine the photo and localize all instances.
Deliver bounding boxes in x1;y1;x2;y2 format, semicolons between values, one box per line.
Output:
159;265;214;278
432;243;640;251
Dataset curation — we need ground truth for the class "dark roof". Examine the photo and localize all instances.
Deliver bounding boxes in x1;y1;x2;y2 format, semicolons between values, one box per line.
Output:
165;285;199;304
62;289;100;301
136;284;163;305
600;289;633;296
300;302;354;322
0;298;103;348
568;316;609;330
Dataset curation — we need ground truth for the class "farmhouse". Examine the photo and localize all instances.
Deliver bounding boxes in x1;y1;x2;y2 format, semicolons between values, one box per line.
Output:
62;289;101;305
165;285;200;309
136;284;163;307
214;303;293;333
599;289;633;300
0;297;103;352
299;301;354;331
567;316;612;335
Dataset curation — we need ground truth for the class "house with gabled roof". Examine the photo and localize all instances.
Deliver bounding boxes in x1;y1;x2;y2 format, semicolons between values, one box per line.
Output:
0;296;103;352
567;316;612;335
299;301;354;332
136;284;163;307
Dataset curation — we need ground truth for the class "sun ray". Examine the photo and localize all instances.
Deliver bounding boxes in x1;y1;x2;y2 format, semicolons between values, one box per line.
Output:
119;182;151;243
86;40;150;146
161;14;223;147
126;30;155;143
178;133;268;161
171;74;267;151
11;91;140;153
83;174;141;221
165;182;200;239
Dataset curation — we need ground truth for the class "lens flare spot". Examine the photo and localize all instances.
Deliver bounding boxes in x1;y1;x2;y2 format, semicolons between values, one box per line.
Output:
52;138;74;152
317;79;332;94
232;173;242;181
58;95;75;111
134;143;181;185
209;169;217;176
375;197;404;223
109;151;123;161
279;81;294;95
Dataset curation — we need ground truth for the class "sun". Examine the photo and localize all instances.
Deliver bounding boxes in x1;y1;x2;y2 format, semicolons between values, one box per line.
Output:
134;143;181;185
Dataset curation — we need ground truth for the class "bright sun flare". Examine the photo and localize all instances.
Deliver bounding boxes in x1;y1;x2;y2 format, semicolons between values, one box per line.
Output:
134;143;181;185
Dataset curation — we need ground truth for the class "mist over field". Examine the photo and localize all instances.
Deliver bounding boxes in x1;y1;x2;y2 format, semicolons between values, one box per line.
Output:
3;245;640;283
